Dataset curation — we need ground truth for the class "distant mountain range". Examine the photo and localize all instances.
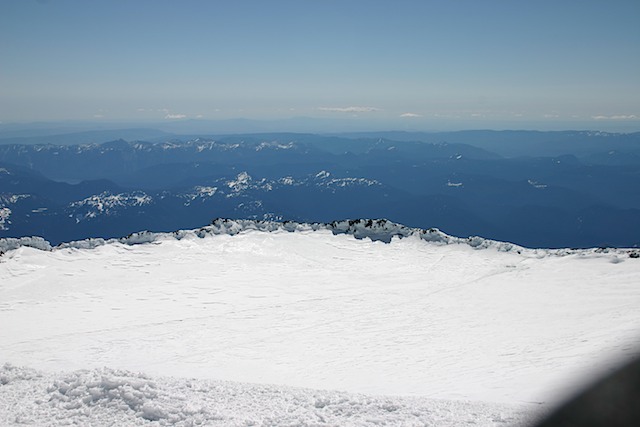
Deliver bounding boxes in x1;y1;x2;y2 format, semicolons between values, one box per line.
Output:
1;130;639;248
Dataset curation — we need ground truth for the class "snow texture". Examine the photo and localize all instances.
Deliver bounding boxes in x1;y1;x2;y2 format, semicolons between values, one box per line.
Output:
1;219;640;425
0;364;540;426
0;235;52;253
2;218;637;258
0;207;11;231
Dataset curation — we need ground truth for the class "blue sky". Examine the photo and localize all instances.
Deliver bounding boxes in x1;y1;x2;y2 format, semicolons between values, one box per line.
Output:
1;0;639;130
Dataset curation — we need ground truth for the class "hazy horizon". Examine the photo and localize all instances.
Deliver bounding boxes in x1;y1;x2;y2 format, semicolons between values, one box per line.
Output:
1;116;640;137
2;0;639;132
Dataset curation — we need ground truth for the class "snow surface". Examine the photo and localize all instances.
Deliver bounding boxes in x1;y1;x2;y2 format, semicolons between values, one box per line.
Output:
0;364;540;426
1;219;640;425
0;207;11;230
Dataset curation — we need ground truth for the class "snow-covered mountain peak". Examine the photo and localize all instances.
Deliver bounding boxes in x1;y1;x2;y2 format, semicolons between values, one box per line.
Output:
311;170;380;189
68;191;153;221
226;171;252;191
256;141;295;151
0;207;11;231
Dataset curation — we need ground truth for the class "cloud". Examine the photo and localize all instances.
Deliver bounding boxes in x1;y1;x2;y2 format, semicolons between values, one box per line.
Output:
400;112;422;118
93;114;104;119
592;114;638;120
164;113;187;119
318;106;380;113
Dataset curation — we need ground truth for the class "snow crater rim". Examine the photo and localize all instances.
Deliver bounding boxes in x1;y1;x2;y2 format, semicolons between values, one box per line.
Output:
0;218;638;259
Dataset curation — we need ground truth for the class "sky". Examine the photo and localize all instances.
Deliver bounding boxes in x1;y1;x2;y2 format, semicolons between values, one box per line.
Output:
1;0;639;131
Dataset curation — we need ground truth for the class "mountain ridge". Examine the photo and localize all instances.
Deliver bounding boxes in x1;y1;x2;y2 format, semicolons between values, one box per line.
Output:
2;131;639;248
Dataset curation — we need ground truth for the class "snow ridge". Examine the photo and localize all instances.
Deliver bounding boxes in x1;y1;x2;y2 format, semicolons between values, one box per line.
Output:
2;218;638;257
0;236;52;253
65;218;514;251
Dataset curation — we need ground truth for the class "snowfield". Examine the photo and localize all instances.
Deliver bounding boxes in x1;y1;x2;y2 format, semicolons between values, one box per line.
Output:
0;365;538;426
1;219;639;426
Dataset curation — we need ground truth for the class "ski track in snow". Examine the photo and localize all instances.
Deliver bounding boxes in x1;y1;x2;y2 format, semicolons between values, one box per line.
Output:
1;220;640;425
